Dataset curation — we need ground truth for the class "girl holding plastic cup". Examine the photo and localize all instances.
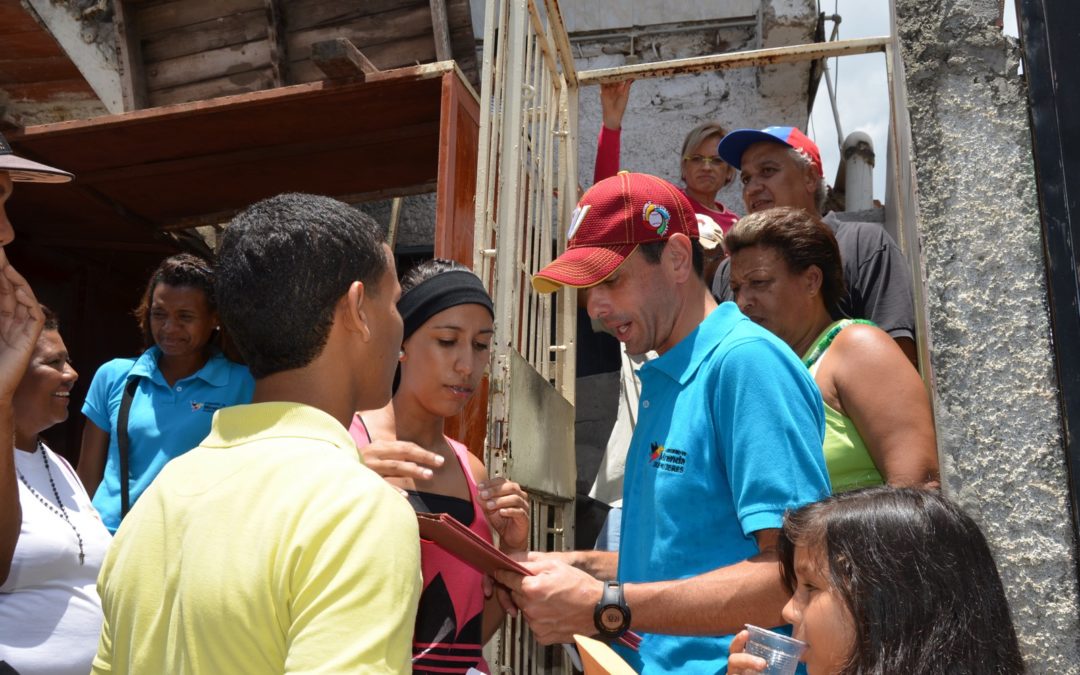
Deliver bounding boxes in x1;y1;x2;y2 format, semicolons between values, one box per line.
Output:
729;487;1024;674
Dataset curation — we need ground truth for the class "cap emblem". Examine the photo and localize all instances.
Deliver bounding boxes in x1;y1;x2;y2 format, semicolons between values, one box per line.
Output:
642;202;670;237
567;204;591;241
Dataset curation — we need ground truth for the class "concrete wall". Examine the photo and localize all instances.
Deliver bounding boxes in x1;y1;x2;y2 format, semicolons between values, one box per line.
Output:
573;0;818;213
895;0;1080;669
393;0;818;249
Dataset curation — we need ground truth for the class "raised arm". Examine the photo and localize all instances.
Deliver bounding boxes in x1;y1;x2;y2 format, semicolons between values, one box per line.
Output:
594;81;633;184
0;250;44;584
830;323;939;488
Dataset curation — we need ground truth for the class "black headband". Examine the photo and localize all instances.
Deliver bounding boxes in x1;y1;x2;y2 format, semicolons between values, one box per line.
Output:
398;270;494;341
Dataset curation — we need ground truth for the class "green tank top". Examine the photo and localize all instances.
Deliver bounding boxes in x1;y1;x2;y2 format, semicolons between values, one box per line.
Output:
803;320;884;493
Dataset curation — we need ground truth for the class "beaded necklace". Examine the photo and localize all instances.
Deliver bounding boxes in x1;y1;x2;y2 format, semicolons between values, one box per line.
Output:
15;440;85;565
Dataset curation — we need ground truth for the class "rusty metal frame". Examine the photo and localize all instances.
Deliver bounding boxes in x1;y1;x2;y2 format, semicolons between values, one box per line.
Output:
882;38;935;392
473;0;578;490
577;35;892;84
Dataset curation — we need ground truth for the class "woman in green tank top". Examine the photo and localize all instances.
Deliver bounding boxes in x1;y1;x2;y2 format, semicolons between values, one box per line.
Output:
725;207;939;491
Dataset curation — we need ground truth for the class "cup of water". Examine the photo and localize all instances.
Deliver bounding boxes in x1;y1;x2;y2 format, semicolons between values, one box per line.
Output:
742;624;808;675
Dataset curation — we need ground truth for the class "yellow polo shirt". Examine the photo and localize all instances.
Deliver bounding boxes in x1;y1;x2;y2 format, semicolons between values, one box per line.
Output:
92;402;421;674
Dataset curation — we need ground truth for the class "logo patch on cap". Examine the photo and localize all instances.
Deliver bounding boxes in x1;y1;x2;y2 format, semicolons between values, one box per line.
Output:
642;202;670;237
567;204;591;241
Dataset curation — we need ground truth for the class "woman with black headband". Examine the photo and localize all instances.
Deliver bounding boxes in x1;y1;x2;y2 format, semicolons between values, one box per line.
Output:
349;259;529;675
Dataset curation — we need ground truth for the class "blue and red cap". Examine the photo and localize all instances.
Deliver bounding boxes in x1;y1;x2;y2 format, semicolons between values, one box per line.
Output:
717;126;823;177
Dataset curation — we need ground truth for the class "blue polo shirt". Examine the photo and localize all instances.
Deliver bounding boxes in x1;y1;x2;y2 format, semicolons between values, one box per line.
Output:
616;303;830;673
82;346;255;533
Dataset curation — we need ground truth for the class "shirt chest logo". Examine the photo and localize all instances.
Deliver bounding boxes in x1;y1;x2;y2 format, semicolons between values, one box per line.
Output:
190;401;225;413
649;442;687;474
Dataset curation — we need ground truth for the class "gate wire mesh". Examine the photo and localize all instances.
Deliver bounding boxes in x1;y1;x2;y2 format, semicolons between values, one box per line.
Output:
473;0;578;672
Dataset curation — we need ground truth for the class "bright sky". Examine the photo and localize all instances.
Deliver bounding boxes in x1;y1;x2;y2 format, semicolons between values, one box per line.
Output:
808;0;1020;201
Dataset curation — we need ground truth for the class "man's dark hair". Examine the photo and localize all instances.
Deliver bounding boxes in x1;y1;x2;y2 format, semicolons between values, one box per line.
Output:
779;487;1025;674
134;254;216;348
637;238;705;279
216;193;388;378
724;206;846;315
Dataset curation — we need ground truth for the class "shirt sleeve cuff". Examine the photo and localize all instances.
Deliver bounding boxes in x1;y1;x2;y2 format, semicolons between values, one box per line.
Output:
738;510;786;538
81;405;110;432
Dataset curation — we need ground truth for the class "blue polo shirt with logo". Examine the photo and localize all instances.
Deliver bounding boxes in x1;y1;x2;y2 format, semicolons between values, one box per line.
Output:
616;303;830;673
82;346;255;533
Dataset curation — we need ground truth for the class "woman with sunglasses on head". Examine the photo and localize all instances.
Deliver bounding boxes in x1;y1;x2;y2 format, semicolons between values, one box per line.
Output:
1;305;113;675
350;259;529;675
77;254;254;533
594;80;738;286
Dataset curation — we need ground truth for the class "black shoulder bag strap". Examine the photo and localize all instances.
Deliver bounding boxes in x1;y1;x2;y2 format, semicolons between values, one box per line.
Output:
116;377;140;518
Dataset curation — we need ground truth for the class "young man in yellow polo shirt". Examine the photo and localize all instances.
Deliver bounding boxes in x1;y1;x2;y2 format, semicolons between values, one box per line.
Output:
92;193;421;674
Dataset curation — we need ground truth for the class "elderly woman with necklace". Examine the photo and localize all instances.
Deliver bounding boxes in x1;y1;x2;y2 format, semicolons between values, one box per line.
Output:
1;305;112;675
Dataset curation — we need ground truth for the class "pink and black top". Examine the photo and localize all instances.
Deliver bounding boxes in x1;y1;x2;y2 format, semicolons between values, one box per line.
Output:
351;415;493;674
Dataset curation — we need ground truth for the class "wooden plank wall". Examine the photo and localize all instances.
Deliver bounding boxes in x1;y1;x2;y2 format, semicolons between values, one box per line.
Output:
444;0;478;84
285;1;435;82
135;0;271;107
0;0;97;106
126;0;477;108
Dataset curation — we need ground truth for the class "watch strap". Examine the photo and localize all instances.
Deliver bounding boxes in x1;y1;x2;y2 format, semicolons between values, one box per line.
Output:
594;579;631;639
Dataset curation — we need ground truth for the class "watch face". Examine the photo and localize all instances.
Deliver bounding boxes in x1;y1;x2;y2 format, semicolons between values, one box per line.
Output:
600;606;626;631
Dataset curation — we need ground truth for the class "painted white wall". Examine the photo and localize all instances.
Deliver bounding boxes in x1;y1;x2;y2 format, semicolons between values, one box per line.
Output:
559;0;757;32
471;0;759;39
24;0;123;114
570;1;818;215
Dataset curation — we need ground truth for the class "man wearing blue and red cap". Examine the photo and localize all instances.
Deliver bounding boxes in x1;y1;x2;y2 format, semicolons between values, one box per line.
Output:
495;172;830;674
713;126;917;363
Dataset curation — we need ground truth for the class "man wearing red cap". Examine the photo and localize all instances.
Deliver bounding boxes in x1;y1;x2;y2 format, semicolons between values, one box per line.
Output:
713;126;917;363
495;172;830;673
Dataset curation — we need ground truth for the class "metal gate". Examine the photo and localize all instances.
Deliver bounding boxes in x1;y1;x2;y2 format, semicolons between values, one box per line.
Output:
473;0;580;672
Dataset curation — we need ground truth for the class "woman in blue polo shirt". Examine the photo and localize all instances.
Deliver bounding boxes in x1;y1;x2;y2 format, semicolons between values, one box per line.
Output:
76;254;254;533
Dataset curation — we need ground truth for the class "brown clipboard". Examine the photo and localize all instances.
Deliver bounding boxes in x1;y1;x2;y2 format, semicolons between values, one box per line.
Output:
416;511;532;577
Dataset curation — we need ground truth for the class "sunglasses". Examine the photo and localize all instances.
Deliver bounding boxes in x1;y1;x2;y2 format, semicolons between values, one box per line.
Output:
683;155;728;167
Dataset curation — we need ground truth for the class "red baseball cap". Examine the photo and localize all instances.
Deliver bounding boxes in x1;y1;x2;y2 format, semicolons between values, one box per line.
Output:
716;126;823;178
532;172;698;293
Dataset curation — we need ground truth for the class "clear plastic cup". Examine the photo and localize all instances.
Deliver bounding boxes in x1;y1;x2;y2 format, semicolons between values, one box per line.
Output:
742;624;808;675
